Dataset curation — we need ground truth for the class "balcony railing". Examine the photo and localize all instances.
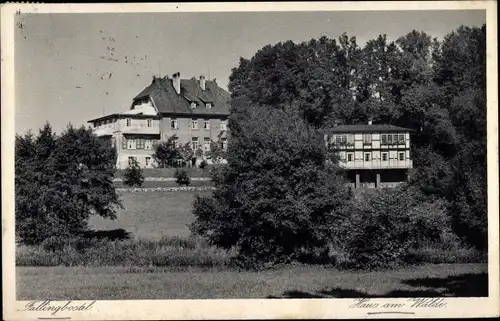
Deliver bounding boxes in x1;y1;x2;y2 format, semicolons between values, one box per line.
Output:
93;124;116;136
121;123;160;135
339;159;413;170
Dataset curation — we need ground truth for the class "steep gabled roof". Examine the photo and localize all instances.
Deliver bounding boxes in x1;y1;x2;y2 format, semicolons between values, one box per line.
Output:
133;77;230;117
326;124;413;133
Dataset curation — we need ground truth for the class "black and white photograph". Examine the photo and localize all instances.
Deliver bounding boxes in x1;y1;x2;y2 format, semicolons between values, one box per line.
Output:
2;1;498;320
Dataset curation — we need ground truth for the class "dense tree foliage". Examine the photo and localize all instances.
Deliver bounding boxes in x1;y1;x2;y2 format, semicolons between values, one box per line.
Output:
191;106;352;267
16;123;122;245
152;135;180;168
193;24;488;267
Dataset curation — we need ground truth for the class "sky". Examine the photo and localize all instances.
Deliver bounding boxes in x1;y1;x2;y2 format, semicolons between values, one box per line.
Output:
14;10;486;134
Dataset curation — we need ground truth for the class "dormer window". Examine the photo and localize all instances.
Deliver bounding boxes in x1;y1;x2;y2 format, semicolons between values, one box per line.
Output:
206;103;212;109
190;102;197;109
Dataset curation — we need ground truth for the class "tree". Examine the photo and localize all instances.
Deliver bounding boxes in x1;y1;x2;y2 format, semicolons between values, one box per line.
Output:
206;140;227;165
123;158;144;187
15;123;122;245
152;135;179;167
191;105;352;267
178;142;194;167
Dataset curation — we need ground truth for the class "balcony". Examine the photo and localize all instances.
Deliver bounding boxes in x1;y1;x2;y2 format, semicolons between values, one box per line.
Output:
93;124;116;137
121;122;160;135
339;159;413;170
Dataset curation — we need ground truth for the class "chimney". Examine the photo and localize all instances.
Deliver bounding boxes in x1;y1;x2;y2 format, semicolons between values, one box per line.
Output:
368;119;373;125
200;75;206;91
172;72;181;95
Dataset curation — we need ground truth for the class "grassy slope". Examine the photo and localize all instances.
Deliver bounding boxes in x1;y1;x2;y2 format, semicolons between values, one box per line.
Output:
87;191;213;240
17;263;487;300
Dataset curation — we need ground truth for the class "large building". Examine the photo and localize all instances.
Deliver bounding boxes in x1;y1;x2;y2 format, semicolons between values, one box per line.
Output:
326;121;413;188
88;73;231;169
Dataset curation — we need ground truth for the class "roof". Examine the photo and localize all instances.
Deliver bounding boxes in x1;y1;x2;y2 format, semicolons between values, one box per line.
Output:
133;77;230;117
326;124;413;133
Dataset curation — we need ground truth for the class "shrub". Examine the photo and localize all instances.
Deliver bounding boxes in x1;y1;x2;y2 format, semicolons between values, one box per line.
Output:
123;158;144;187
175;169;191;186
199;160;208;169
338;186;453;270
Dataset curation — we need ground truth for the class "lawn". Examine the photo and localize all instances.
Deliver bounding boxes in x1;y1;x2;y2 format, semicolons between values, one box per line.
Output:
114;180;214;188
16;263;488;300
87;191;213;240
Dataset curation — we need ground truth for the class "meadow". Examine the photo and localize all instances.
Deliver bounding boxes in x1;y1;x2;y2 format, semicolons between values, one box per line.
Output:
87;191;212;240
17;263;488;300
17;190;487;299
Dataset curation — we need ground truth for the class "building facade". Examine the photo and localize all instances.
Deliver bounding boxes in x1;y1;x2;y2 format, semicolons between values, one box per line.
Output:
88;73;230;169
326;122;413;188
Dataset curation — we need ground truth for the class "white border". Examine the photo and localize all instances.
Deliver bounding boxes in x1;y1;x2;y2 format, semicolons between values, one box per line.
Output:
2;2;498;320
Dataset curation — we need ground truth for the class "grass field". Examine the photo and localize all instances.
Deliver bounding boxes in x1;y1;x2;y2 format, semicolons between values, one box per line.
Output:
17;263;488;300
87;191;213;240
114;180;214;188
114;167;215;178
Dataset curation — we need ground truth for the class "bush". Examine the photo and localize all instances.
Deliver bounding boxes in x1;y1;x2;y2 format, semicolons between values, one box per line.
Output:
199;160;208;169
337;186;453;270
123;158;144;187
191;106;352;269
175;169;191;186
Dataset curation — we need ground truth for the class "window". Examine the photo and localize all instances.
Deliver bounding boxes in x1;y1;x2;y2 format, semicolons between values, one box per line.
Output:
190;102;197;109
145;140;152;150
382;152;388;161
122;138;127;149
145;157;151;166
204;138;211;151
381;134;387;144
398;134;405;144
204;120;210;130
333;134;354;145
364;153;371;161
136;139;145;149
221;138;227;150
387;134;393;144
127;140;136;149
192;119;198;130
147;119;152;127
206;103;212;109
363;134;372;144
192;137;199;150
346;134;354;145
399;152;405;161
173;137;179;148
111;137;116;149
220;120;227;131
171;118;178;129
126;118;132;127
347;153;354;162
128;156;136;166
